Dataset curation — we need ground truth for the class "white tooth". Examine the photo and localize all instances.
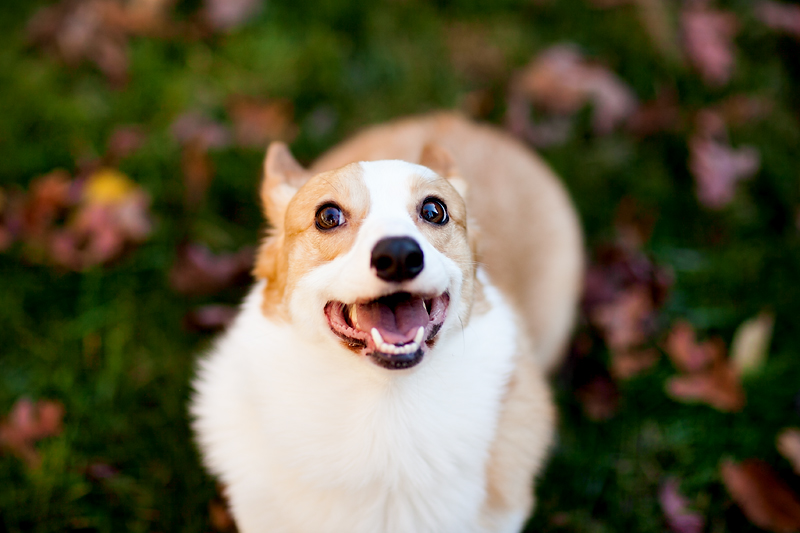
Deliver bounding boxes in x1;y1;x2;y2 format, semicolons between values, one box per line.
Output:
350;306;359;329
414;327;425;345
371;328;384;347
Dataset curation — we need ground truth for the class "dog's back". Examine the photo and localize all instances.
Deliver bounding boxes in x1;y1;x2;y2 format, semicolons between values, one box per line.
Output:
313;113;583;371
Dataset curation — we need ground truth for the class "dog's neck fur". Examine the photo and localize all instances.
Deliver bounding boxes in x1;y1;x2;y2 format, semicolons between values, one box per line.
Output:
194;271;522;533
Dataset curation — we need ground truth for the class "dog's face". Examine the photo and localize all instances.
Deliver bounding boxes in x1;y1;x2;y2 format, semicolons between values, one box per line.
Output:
254;143;476;370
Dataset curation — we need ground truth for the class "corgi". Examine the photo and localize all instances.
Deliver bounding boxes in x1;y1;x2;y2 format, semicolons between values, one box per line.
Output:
190;113;583;533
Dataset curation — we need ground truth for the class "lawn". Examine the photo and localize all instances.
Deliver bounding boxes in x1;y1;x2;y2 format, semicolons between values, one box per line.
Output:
1;0;800;532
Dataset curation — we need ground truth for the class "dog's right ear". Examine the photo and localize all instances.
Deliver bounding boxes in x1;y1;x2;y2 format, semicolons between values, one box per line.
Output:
419;143;468;199
261;142;311;224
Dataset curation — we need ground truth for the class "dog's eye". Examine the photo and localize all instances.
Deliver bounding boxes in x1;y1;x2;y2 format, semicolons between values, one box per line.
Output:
420;198;448;225
315;204;345;230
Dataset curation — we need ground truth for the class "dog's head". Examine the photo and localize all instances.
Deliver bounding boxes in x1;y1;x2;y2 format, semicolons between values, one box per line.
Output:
254;142;477;370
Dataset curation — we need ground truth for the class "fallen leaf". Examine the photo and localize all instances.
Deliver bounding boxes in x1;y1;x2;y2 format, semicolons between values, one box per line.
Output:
169;243;254;296
0;399;65;467
626;89;682;137
583;243;672;378
730;311;774;375
228;97;298;148
777;429;800;476
506;44;638;144
689;110;760;209
184;304;238;332
756;1;800;40
664;321;745;412
659;478;705;533
170;112;232;150
681;1;739;87
664;320;719;373
202;0;264;32
721;459;800;532
666;360;745;411
106;125;146;162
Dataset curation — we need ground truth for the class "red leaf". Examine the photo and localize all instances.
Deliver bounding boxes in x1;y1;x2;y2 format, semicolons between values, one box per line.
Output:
506;44;637;145
689;110;760;210
664;321;745;412
681;1;739;87
0;399;65;467
184;304;238;332
756;1;800;40
228;97;298;149
169;243;254;296
659;478;705;533
721;459;800;533
202;0;264;32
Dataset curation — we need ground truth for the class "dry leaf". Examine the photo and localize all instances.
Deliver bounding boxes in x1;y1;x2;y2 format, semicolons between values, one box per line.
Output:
106;124;146;162
689;110;760;209
576;373;620;422
228;97;298;148
170;112;232;150
730;311;774;375
583;242;672;378
756;1;800;40
0;399;65;467
664;321;745;412
659;478;705;533
169;243;254;296
664;320;719;373
184;304;238;332
721;459;800;532
203;0;264;32
445;22;506;83
777;429;800;476
681;1;739;87
626;90;682;137
506;44;637;144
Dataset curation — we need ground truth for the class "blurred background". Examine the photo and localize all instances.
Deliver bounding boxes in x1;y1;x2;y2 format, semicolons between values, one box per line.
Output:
2;0;800;531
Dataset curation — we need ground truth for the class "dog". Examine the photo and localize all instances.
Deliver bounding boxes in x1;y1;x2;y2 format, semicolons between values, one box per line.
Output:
190;113;583;533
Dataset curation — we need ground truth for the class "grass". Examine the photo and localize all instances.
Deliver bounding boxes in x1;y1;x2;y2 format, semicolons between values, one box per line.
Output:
2;0;800;531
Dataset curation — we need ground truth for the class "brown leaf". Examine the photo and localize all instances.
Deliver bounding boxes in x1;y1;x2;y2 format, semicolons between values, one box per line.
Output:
106;125;146;162
659;478;705;533
689;110;760;209
721;459;800;533
612;348;661;380
506;44;637;144
664;320;719;373
202;0;264;32
170;112;232;150
756;1;800;40
681;1;739;87
626;89;682;137
26;0;140;86
228;97;298;149
777;429;800;476
169;243;254;296
183;304;238;332
0;399;65;467
577;373;620;421
730;311;774;375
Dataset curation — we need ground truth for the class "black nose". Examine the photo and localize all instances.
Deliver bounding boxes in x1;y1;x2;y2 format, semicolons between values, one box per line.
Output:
371;237;424;282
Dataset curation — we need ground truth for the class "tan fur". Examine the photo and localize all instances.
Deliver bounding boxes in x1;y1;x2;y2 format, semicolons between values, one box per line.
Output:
255;162;370;316
312;112;584;371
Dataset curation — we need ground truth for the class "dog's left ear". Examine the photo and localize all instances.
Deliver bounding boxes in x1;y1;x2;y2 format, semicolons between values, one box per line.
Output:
420;143;468;198
261;142;311;225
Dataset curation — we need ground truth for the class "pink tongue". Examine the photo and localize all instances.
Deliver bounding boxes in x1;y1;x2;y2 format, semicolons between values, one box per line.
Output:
356;296;429;345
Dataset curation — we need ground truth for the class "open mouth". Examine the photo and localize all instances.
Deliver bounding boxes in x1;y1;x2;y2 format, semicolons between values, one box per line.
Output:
324;292;449;369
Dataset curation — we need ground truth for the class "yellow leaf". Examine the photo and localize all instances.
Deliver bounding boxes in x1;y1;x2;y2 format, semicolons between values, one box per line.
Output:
84;169;135;205
730;311;774;375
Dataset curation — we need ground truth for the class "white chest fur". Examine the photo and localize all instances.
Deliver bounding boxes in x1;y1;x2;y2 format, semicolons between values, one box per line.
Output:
191;274;520;533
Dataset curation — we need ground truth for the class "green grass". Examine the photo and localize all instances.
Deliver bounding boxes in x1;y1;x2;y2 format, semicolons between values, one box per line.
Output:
2;0;800;531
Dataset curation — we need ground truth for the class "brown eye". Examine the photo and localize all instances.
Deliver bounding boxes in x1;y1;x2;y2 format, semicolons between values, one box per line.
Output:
315;204;345;230
420;197;448;225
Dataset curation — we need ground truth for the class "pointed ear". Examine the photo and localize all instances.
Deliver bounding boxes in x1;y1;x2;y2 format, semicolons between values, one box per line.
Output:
261;142;310;224
419;143;468;198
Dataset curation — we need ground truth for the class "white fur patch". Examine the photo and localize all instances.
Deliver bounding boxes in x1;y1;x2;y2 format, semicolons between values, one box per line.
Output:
191;160;522;533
